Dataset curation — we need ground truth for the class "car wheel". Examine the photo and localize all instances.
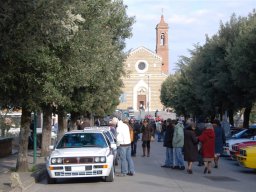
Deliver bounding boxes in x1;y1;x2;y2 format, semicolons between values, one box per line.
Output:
104;166;114;182
47;173;56;184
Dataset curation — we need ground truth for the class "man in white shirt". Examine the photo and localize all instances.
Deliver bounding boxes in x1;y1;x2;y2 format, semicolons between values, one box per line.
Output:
111;117;135;176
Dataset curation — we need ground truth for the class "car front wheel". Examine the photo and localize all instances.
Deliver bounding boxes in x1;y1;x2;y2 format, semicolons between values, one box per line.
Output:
104;167;114;182
47;173;56;184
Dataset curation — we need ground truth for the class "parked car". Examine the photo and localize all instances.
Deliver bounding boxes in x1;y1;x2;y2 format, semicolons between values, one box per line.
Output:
223;135;256;157
223;125;256;157
237;145;256;169
28;128;57;149
89;126;118;165
231;126;256;139
228;128;245;138
46;129;115;184
230;141;256;160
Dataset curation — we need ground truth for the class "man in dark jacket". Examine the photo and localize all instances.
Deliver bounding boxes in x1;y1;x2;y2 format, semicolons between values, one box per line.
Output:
213;119;226;168
161;119;175;168
131;120;141;156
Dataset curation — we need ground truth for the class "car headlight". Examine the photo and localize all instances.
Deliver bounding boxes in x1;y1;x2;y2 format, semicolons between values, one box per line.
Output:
100;156;106;163
95;157;100;163
51;157;63;164
240;149;247;156
94;156;106;163
57;158;63;164
51;158;57;164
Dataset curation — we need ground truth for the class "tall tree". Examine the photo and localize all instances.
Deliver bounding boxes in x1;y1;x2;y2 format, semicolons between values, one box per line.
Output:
0;0;134;170
226;10;256;127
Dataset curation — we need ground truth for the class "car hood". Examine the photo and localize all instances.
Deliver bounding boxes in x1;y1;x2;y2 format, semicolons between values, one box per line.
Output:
227;138;255;148
50;147;109;157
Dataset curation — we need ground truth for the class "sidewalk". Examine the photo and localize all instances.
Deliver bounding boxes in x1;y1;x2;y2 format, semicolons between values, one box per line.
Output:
0;149;46;192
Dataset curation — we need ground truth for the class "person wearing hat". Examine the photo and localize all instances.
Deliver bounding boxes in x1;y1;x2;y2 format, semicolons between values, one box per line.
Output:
111;117;135;176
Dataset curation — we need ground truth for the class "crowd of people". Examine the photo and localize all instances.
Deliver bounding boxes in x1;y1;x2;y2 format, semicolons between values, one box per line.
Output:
108;116;226;176
161;118;226;174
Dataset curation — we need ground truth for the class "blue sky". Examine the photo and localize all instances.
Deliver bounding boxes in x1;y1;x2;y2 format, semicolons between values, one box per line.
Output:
123;0;256;73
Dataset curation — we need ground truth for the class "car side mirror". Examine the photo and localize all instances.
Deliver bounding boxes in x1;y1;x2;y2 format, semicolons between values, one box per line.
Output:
110;143;117;149
49;145;54;150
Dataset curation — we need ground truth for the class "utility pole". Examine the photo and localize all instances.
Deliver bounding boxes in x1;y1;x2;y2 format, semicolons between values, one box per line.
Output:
33;112;37;164
147;75;149;115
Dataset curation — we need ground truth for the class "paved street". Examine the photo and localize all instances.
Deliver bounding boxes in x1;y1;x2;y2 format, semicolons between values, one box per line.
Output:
27;140;256;192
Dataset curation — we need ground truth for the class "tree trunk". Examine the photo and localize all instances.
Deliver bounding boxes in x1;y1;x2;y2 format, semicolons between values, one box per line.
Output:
16;107;31;172
243;105;252;128
70;112;80;130
57;112;67;141
41;106;52;157
228;109;234;127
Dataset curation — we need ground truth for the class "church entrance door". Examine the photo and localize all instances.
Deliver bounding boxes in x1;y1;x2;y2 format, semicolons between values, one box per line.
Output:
137;95;146;111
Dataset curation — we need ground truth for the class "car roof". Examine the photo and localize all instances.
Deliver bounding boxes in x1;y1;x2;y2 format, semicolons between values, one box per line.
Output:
249;124;256;128
65;126;114;134
66;128;105;134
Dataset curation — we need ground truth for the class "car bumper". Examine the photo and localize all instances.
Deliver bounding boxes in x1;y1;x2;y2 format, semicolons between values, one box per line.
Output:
229;150;238;160
236;155;256;169
46;162;113;178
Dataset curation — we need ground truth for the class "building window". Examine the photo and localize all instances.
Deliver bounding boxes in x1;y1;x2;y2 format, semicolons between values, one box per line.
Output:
138;62;146;70
160;33;165;46
135;60;148;73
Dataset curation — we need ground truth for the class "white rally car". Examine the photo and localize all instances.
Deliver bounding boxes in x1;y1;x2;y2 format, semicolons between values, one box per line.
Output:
46;129;115;184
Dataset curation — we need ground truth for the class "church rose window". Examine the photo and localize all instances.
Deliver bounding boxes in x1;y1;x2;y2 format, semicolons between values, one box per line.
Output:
138;62;146;70
135;60;148;73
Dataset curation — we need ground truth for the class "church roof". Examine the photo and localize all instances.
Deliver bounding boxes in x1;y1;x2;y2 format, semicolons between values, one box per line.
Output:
128;46;162;61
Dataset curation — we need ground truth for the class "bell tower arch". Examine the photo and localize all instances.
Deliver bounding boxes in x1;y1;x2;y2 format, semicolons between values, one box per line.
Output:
156;14;169;74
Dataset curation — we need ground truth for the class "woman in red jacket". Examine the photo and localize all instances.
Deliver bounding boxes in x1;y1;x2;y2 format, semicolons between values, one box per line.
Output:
198;123;215;174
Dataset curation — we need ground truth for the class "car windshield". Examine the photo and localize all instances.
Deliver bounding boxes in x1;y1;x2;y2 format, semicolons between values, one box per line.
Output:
56;133;108;149
232;129;256;139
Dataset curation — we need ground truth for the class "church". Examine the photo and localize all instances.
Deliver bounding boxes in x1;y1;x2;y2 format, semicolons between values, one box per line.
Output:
117;15;169;112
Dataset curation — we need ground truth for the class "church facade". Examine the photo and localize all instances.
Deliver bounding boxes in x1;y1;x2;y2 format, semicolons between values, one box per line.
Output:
117;15;169;112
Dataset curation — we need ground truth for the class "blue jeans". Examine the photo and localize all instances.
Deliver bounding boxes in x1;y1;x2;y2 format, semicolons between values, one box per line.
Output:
131;141;137;156
156;131;162;142
164;147;173;166
173;147;185;167
118;145;135;174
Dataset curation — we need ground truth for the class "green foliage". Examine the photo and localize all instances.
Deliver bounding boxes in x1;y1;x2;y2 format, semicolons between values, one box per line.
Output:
227;10;256;104
0;0;135;170
0;0;134;118
161;9;256;123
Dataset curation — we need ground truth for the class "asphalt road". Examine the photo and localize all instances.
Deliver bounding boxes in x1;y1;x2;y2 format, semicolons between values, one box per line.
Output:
28;140;256;192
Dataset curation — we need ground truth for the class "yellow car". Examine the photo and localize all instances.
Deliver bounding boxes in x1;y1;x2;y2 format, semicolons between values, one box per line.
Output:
237;145;256;169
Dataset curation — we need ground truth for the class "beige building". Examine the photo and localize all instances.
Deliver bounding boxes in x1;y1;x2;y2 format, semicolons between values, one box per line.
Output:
117;15;169;112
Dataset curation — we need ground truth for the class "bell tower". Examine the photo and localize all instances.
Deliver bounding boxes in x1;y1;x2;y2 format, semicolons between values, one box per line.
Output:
156;14;169;74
